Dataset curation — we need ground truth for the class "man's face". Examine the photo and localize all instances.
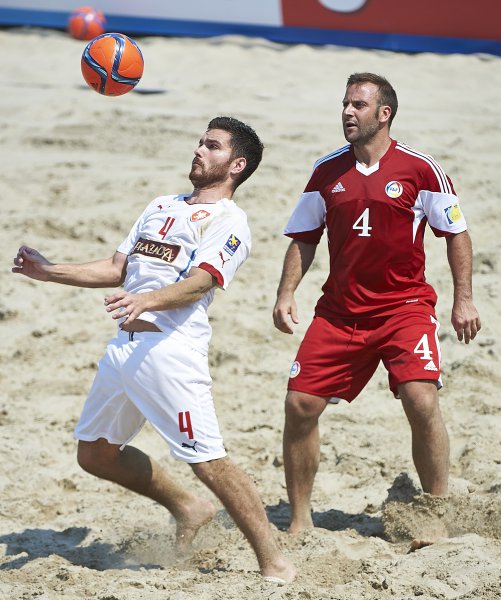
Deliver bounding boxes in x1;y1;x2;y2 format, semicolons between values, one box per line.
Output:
189;128;235;188
342;82;384;145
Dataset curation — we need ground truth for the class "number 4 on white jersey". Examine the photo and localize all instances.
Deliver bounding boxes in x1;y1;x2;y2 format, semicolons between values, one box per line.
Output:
353;208;372;237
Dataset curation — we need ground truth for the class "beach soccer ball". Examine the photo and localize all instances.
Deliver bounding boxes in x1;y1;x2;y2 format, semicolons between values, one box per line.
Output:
81;33;144;96
68;6;106;40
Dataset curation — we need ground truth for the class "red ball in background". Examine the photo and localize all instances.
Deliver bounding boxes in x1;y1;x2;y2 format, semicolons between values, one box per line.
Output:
81;33;144;96
68;6;106;40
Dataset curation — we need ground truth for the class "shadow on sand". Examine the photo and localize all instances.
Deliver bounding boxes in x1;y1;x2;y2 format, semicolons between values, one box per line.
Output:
0;526;163;571
266;500;384;537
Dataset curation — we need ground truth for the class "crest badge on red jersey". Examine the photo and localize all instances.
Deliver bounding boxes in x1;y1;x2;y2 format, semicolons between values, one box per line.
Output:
289;361;301;378
385;181;403;198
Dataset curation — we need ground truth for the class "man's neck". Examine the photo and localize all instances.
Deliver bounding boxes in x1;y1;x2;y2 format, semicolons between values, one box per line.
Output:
187;185;234;205
353;134;392;168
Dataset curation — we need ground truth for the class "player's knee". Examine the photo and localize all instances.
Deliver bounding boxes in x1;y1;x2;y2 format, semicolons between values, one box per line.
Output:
77;441;99;474
285;391;327;422
190;456;229;486
76;439;115;476
190;460;212;483
401;388;442;426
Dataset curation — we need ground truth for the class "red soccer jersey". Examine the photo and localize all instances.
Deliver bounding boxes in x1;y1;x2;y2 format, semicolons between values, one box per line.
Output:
285;139;467;319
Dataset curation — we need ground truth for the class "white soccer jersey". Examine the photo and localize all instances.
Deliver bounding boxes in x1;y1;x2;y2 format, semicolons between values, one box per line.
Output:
117;194;251;352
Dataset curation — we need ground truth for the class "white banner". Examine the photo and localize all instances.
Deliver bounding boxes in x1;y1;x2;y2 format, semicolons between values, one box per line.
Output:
0;0;282;25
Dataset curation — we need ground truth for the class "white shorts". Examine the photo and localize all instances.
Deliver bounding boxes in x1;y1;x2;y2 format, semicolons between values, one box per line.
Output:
74;329;226;463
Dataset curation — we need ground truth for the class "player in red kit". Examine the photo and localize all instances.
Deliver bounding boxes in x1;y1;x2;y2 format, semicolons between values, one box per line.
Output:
273;73;481;543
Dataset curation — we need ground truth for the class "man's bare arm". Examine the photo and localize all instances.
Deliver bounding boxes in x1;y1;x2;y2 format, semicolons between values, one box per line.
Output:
104;266;217;324
446;231;481;343
273;240;317;334
12;246;127;288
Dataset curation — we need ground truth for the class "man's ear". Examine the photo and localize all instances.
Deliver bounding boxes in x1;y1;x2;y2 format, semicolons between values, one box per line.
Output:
231;156;247;175
379;104;392;125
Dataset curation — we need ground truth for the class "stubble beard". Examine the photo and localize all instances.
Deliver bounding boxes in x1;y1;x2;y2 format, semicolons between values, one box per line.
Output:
344;107;382;146
344;119;381;146
189;160;232;189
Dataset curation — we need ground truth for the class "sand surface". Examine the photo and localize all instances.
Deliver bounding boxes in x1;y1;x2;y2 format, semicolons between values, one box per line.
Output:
1;27;500;599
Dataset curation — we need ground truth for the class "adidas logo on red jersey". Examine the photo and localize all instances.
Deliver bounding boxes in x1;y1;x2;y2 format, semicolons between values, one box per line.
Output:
332;182;346;193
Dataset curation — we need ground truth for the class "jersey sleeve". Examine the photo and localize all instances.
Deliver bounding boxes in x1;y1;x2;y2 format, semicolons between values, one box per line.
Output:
193;208;251;290
419;165;467;237
284;190;326;244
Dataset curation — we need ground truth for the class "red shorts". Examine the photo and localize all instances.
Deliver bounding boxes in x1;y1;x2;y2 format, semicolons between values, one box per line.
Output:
288;312;442;401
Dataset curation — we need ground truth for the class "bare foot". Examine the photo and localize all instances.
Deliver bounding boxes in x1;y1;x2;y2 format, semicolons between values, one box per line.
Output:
288;515;314;534
261;556;297;584
288;523;313;534
175;498;216;554
408;538;435;552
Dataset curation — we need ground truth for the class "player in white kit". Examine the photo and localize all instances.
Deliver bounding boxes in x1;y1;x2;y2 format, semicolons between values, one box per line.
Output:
13;117;295;584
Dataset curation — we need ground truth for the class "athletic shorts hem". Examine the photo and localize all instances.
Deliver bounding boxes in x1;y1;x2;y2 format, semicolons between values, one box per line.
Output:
391;376;443;398
287;383;347;402
172;449;227;464
73;433;130;446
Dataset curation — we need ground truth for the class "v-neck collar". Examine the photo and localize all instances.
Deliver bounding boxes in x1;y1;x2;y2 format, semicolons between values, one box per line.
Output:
353;139;397;176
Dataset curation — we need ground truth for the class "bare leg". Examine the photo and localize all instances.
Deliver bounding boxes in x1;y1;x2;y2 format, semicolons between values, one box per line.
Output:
399;381;449;550
399;381;449;495
77;439;215;551
282;391;329;533
192;457;296;583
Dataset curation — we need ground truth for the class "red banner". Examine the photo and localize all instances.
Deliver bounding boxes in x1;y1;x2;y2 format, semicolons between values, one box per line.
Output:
281;0;500;40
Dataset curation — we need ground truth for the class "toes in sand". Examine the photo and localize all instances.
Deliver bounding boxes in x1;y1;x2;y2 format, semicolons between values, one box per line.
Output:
408;538;436;552
262;558;297;585
175;498;216;554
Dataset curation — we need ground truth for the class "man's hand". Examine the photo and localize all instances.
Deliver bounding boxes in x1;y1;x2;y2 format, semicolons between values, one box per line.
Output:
13;248;125;288
105;290;151;324
446;232;481;344
273;293;299;334
12;246;53;281
451;298;481;343
272;240;316;334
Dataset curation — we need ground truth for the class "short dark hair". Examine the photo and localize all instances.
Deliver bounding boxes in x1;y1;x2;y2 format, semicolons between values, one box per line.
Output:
207;116;264;188
346;73;398;126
